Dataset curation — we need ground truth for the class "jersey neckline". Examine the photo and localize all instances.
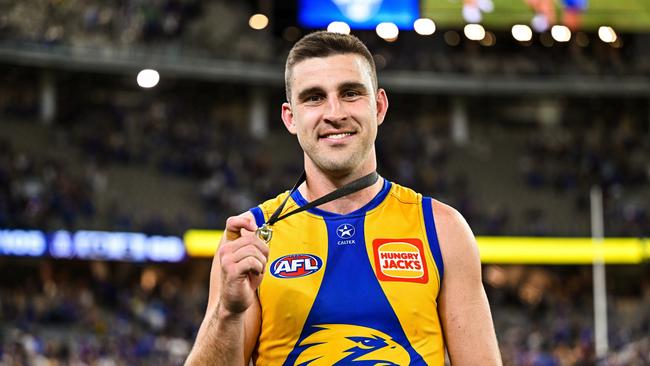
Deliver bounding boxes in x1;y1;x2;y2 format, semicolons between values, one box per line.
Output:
290;177;392;218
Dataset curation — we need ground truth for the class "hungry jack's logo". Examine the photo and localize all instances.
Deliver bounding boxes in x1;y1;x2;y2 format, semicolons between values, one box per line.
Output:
373;238;429;283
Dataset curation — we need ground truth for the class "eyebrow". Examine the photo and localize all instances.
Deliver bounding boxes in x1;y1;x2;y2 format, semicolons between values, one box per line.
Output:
338;82;368;94
296;86;324;102
296;81;370;102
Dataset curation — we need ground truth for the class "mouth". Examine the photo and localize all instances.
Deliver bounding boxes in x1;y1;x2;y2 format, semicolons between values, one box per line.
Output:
319;131;356;141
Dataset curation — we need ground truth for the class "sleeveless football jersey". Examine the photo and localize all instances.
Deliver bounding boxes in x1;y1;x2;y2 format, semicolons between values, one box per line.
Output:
249;179;445;365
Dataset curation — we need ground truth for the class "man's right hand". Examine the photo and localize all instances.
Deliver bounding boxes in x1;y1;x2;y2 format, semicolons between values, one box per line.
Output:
217;215;270;315
185;213;266;365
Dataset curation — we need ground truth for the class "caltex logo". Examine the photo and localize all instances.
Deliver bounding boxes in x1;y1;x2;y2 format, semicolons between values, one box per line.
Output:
336;223;355;239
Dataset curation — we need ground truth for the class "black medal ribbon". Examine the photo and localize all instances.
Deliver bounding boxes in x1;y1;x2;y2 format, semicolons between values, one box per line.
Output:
255;171;379;243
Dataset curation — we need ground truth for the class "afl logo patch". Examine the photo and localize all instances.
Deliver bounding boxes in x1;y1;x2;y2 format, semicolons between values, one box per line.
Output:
270;254;323;278
372;239;429;284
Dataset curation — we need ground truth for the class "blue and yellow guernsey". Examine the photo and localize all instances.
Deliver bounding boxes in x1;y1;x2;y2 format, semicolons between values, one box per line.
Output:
249;179;445;365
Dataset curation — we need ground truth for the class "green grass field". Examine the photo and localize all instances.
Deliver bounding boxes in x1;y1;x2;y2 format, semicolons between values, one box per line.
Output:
422;0;650;31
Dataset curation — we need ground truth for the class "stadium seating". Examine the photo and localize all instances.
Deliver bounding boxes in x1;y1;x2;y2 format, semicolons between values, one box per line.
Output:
0;0;648;364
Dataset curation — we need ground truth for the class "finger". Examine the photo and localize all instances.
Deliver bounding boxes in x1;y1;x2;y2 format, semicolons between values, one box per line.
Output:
239;228;257;238
225;215;257;241
220;235;270;260
217;236;269;258
220;251;264;278
250;235;270;258
231;246;268;270
232;242;269;274
234;256;265;276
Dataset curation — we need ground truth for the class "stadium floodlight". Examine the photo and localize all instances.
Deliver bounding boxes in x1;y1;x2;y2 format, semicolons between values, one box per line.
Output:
551;25;571;42
327;21;351;34
414;18;436;36
598;26;617;43
137;69;159;88
376;22;399;41
511;24;532;42
249;14;269;30
464;24;486;41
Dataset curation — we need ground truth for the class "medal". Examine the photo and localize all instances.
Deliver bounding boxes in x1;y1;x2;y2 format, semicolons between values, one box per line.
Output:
255;171;379;245
255;224;273;244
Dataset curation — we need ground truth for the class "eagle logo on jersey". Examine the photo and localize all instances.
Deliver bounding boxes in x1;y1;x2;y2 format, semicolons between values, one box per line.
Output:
295;324;410;365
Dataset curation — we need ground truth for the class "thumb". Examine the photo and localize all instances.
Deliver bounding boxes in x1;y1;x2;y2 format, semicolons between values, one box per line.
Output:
225;215;257;241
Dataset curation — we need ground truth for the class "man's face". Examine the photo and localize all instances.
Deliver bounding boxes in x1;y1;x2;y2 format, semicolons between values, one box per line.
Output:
281;53;388;176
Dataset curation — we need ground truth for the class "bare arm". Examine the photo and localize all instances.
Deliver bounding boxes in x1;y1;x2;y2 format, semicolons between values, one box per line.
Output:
433;201;502;365
185;213;269;366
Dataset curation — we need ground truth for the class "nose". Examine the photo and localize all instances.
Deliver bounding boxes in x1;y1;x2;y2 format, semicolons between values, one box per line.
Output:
323;96;347;123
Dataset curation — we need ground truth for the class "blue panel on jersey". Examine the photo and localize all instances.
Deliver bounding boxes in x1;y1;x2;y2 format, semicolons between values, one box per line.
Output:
282;213;424;365
249;206;265;227
422;197;444;283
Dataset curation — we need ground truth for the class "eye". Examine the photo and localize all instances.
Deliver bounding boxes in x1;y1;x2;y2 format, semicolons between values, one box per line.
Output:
347;336;386;350
356;339;373;350
304;95;324;104
342;90;360;99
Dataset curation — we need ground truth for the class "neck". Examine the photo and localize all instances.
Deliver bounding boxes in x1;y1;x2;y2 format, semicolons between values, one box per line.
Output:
298;160;384;215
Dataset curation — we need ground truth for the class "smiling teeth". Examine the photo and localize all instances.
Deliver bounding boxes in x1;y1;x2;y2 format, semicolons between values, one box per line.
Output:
326;133;352;139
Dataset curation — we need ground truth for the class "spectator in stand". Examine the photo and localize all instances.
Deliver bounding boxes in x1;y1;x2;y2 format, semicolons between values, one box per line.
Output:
1;262;648;365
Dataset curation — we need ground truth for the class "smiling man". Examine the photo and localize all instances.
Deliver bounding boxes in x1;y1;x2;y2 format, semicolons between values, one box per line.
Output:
186;31;502;365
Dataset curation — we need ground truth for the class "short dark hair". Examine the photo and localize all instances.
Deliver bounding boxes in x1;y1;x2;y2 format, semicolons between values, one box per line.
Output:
285;31;377;102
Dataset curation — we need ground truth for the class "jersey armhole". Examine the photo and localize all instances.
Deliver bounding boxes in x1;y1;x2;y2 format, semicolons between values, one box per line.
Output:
422;197;444;286
250;206;266;227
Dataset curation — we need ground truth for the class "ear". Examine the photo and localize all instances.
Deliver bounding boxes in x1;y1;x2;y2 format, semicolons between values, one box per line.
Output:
375;88;389;126
281;102;297;135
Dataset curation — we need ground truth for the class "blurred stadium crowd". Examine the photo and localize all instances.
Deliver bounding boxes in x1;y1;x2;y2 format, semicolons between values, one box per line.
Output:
1;261;648;365
0;260;206;365
1;0;649;365
1;78;648;237
489;266;650;365
2;0;649;75
0;0;275;62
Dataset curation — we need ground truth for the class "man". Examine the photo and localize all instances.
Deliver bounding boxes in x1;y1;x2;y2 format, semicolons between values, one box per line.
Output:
186;31;502;365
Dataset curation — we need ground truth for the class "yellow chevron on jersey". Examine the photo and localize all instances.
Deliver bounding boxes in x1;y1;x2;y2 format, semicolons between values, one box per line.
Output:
249;179;445;365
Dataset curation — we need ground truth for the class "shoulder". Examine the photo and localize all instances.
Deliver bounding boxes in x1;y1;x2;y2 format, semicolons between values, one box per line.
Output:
387;181;475;251
430;199;467;230
385;182;479;270
429;199;481;277
386;180;467;233
385;181;421;205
